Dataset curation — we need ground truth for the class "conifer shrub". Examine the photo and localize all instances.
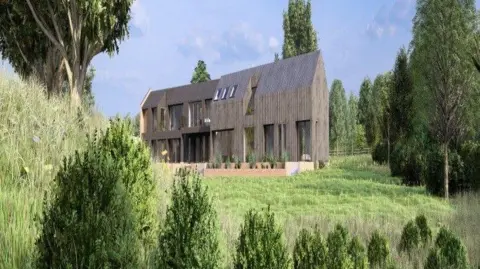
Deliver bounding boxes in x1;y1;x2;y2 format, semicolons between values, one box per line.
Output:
156;167;220;269
348;236;368;269
326;224;353;269
372;141;388;165
415;214;432;246
35;131;141;269
427;227;469;269
399;220;420;256
367;230;390;269
233;206;289;269
293;228;327;269
97;118;159;261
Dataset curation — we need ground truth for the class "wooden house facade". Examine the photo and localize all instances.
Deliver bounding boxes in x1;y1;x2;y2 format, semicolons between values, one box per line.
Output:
140;50;329;163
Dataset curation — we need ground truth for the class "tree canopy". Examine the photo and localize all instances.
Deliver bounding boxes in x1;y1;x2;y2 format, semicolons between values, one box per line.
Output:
191;60;211;84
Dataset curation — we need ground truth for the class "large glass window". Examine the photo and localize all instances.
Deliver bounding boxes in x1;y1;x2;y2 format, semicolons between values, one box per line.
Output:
189;101;202;127
244;127;255;161
296;120;311;161
278;124;287;158
264;124;274;157
169;104;183;130
152;107;158;131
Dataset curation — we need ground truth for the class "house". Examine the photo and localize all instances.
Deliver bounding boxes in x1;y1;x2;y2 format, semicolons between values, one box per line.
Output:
140;50;329;164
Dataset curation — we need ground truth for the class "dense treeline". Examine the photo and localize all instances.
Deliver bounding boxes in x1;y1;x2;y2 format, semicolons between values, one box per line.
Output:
329;0;480;198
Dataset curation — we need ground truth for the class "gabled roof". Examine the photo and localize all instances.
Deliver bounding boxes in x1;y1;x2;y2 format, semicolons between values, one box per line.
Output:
215;50;321;100
142;79;219;109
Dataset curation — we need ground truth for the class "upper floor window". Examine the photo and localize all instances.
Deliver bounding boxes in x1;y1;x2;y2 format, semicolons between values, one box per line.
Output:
229;85;238;98
169;104;183;130
221;87;228;99
152;107;158;131
213;88;222;101
189;101;202;127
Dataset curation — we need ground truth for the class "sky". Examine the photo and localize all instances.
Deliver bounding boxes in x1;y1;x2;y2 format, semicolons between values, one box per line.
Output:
1;0;422;117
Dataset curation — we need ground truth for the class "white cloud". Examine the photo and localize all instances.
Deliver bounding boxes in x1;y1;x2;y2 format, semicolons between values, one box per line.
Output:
269;37;279;49
131;0;150;33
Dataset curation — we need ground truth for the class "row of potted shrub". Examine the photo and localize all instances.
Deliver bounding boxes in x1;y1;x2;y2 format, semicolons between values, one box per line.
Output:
206;152;289;169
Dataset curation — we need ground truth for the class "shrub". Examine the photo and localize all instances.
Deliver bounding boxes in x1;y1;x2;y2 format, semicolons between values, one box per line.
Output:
431;227;468;269
425;147;464;197
398;220;420;256
367;230;390;269
35;131;141;269
415;214;432;246
372;141;388;165
225;156;231;168
459;141;480;192
348;236;368;269
424;249;441;269
98;118;158;260
233;206;289;269
326;224;352;269
247;152;256;169
156;167;220;269
389;142;427;186
293;228;327;269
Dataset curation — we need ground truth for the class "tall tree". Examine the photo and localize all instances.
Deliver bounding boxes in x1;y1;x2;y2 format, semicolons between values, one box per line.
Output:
282;0;318;59
329;79;348;153
372;72;393;163
19;0;133;106
411;0;476;198
358;77;372;128
390;47;414;143
190;60;211;84
346;92;359;154
0;2;65;95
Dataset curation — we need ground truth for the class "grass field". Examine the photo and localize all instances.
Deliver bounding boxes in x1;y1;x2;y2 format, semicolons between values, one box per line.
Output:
177;155;478;268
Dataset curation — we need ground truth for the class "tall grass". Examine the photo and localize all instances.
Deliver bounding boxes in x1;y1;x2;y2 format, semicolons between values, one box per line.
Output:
0;73;106;269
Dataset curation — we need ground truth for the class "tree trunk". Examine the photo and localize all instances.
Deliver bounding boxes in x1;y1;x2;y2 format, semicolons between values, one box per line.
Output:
444;143;449;199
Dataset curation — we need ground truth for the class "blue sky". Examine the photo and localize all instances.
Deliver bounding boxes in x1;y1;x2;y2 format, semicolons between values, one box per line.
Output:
2;0;419;117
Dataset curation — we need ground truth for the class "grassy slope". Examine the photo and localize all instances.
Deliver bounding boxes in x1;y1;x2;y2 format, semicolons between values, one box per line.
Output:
0;74;105;269
201;155;478;268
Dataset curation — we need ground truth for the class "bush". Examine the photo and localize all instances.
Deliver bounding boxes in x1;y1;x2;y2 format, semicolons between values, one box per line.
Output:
348;236;368;269
326;224;352;269
398;220;420;256
430;227;469;269
233;206;289;269
425;147;464;197
98;118;158;260
293;228;327;269
372;141;388;165
415;214;432;246
156;167;220;269
367;230;390;269
459;141;480;192
35;131;141;269
389;142;427;186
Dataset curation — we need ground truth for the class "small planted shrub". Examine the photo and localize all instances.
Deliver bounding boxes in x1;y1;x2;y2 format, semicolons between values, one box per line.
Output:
156;167;220;269
348;236;368;269
399;220;420;257
281;152;289;163
367;230;390;269
267;154;276;168
225;156;231;169
247;152;256;169
214;154;222;169
424;248;441;269
427;227;469;269
233;206;289;269
293;228;327;269
35;131;141;269
415;214;432;246
232;155;241;169
326;224;352;269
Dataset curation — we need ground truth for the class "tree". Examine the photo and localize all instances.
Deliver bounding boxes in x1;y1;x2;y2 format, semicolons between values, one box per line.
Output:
21;0;133;106
346;92;359;154
390;47;414;144
372;72;392;163
0;2;65;96
329;79;348;153
282;0;318;59
190;60;211;84
411;0;476;198
274;53;280;62
358;77;374;146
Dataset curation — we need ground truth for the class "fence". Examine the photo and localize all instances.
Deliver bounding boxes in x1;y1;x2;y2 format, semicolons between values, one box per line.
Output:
329;148;371;157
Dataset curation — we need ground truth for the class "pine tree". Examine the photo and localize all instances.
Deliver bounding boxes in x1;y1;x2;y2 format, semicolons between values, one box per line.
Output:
282;0;318;59
191;60;211;84
329;79;348;154
390;47;414;144
346;93;359;154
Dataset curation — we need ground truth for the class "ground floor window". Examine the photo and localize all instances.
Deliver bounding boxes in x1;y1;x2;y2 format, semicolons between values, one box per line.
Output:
296;120;311;161
264;124;274;158
213;129;233;162
244;127;255;161
168;139;181;163
278;124;287;159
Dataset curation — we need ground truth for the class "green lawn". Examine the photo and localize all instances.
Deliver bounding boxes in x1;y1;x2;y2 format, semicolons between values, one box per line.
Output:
192;155;479;268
